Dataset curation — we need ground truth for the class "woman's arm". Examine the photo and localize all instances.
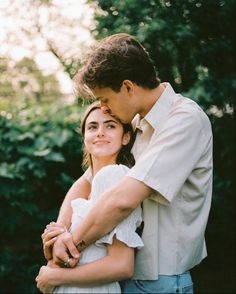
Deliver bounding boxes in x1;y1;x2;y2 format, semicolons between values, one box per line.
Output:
56;175;91;227
42;175;91;261
36;237;134;291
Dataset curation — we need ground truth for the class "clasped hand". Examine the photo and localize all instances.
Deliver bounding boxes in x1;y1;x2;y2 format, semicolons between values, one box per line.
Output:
41;222;80;268
35;264;57;294
53;231;80;268
36;223;80;293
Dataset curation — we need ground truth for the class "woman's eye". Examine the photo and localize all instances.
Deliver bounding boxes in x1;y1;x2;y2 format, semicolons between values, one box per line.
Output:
88;125;97;130
107;124;115;129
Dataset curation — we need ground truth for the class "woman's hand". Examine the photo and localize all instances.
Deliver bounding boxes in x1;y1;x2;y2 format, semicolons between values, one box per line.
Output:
41;222;66;261
35;265;57;294
52;231;80;268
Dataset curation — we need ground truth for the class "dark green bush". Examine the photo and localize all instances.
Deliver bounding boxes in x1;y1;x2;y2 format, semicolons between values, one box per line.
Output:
0;103;84;293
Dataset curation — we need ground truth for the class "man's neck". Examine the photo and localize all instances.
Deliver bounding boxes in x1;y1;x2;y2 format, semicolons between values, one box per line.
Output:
138;83;165;118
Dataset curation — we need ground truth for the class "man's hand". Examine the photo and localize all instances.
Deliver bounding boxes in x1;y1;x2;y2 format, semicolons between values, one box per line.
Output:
41;222;66;261
53;231;80;268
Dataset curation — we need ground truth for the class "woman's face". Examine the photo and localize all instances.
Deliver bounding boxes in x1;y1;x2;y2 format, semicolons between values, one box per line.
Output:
84;108;130;163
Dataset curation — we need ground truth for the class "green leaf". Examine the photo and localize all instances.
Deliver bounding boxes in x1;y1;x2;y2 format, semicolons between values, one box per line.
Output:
33;148;51;157
34;136;50;150
45;152;65;162
0;163;16;179
17;132;35;141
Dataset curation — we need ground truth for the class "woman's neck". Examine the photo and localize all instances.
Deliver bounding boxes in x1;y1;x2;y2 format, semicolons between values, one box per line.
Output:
91;156;117;176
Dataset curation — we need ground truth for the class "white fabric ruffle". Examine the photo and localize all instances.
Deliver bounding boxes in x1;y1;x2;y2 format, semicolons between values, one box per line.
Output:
96;207;144;249
71;164;144;249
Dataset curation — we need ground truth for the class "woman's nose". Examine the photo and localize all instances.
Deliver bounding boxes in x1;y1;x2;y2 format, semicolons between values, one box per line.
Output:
97;126;105;137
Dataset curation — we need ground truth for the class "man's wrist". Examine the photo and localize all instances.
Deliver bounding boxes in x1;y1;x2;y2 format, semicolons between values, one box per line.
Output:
71;232;87;251
75;240;86;251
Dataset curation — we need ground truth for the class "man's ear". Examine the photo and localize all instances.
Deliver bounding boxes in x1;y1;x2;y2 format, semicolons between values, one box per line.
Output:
122;80;134;94
122;132;131;146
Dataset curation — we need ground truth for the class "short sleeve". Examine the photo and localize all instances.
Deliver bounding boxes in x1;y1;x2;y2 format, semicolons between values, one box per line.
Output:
127;107;212;203
96;205;144;249
90;164;144;249
83;167;93;183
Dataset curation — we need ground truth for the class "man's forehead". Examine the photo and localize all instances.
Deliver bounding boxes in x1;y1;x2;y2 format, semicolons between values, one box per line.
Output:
92;86;113;96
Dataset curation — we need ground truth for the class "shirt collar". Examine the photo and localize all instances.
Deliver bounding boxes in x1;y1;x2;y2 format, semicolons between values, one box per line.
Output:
132;83;177;131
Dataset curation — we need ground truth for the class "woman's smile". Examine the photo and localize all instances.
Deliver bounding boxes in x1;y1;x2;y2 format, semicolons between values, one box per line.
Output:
93;140;110;145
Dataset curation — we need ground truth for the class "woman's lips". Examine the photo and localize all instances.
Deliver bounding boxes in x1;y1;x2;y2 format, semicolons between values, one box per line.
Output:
93;140;110;145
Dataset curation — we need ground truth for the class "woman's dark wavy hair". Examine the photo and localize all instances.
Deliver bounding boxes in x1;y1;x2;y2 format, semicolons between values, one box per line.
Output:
80;101;135;171
75;33;160;97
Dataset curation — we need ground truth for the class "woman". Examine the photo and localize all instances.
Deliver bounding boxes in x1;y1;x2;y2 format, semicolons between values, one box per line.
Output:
36;101;143;293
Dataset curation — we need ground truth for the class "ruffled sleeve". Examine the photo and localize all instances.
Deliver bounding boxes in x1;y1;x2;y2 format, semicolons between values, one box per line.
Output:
96;205;144;249
70;198;93;233
90;164;144;249
83;167;93;184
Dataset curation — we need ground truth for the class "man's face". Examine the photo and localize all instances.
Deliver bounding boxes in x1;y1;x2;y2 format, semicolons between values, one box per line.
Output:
92;83;137;123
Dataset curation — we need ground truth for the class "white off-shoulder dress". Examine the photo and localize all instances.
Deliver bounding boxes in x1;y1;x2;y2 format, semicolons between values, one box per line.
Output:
53;164;144;294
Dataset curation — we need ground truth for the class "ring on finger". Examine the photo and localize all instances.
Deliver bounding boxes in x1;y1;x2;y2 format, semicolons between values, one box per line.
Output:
63;257;72;268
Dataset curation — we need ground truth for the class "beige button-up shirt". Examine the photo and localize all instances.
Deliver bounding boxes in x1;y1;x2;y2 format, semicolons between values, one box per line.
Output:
127;83;213;279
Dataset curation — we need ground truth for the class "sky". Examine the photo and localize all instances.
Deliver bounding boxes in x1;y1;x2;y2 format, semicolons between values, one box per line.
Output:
0;0;96;97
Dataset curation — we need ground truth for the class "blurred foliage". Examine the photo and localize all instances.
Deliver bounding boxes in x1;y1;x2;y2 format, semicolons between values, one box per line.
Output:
91;0;236;292
0;57;63;110
0;0;94;80
0;103;85;293
0;0;235;293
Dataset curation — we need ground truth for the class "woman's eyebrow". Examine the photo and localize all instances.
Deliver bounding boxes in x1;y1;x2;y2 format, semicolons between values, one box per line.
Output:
87;120;118;125
87;121;98;125
104;119;119;124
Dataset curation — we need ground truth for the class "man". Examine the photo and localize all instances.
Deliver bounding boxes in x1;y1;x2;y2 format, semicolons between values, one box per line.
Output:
50;33;213;293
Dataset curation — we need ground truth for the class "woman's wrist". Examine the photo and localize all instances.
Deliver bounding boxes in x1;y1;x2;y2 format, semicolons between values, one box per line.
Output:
48;267;64;286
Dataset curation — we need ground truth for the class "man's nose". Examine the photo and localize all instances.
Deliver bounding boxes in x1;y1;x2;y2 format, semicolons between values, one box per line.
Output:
101;105;111;114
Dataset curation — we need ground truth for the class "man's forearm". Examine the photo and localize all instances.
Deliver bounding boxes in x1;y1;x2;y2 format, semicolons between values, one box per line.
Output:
72;176;150;249
72;188;128;250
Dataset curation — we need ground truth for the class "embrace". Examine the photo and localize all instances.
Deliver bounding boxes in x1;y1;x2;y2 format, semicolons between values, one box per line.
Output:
36;33;213;294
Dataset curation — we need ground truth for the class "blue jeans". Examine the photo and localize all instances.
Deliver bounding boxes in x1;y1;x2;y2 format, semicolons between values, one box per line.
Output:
120;271;193;294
